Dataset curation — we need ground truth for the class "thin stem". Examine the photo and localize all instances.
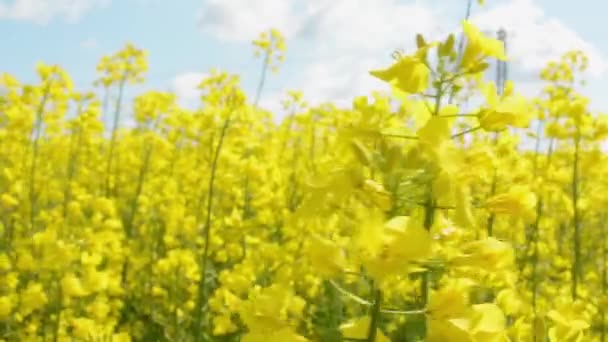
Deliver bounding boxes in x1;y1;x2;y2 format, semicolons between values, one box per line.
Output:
602;216;607;342
485;132;499;237
530;199;543;314
439;113;478;118
571;125;581;300
308;117;317;174
380;308;426;315
29;82;51;230
125;138;154;238
451;126;481;138
529;119;548;327
279;105;296;160
420;197;435;337
105;76;127;197
254;51;269;106
102;86;110;127
329;280;372;306
366;289;382;342
382;133;419;140
62;114;84;220
51;277;62;342
194;104;235;339
417;80;444;339
448;0;474;104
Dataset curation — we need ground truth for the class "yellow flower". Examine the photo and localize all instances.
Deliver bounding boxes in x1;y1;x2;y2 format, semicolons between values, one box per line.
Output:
370;55;430;94
339;316;390;342
469;304;508;341
496;288;523;315
0;253;11;271
451;237;514;270
242;327;308;342
485;185;537;222
428;288;507;342
361;215;432;280
87;299;111;320
0;193;18;208
61;273;89;297
70;317;97;339
306;234;346;277
212;314;238;336
547;310;589;341
112;333;132;342
20;282;48;315
0;296;14;319
478;82;530;131
461;20;506;68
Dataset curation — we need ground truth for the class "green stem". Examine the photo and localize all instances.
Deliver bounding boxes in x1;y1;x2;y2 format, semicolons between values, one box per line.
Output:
367;289;382;342
530;199;542;316
602;216;607;342
105;76;127;197
485;132;500;237
417;78;444;339
254;51;269;106
309;117;317;173
380;308;426;316
102;86;110;127
529;120;554;328
29;82;51;230
448;0;473;104
420;198;435;337
439;113;478;118
63;110;84;220
194;108;233;339
571;125;581;300
382;133;419;140
52;277;62;342
329;280;372;306
451;126;481;138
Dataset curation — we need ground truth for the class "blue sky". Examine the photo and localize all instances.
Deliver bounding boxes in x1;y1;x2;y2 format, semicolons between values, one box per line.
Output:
1;0;607;122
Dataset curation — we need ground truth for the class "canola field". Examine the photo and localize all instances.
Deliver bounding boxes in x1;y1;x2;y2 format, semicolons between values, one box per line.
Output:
0;6;606;342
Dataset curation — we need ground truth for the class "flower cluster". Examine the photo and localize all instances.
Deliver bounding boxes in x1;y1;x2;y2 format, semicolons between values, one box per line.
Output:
0;11;606;342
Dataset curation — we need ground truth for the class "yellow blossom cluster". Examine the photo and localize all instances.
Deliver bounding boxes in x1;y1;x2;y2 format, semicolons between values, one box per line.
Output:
1;13;607;342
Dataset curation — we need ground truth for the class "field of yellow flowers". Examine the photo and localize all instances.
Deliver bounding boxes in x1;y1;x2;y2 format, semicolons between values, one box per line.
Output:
1;5;608;342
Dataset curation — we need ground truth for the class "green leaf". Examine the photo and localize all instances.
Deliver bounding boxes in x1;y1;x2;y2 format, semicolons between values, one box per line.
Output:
416;34;426;49
438;34;455;57
467;61;490;74
351;139;373;166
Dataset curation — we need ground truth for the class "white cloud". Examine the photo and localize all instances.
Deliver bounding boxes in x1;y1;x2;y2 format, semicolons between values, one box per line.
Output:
305;0;441;55
198;0;441;48
198;0;442;107
0;0;110;24
470;0;607;78
284;0;442;106
198;0;607;111
171;72;206;106
294;56;391;107
198;0;303;41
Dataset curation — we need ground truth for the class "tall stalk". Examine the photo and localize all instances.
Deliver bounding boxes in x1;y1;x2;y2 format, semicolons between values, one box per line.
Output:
528;127;554;342
367;288;383;342
448;0;473;104
62;112;85;220
194;104;234;340
571;124;581;300
253;50;269;107
29;83;51;230
601;216;607;342
485;133;499;237
417;76;443;339
105;75;127;197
